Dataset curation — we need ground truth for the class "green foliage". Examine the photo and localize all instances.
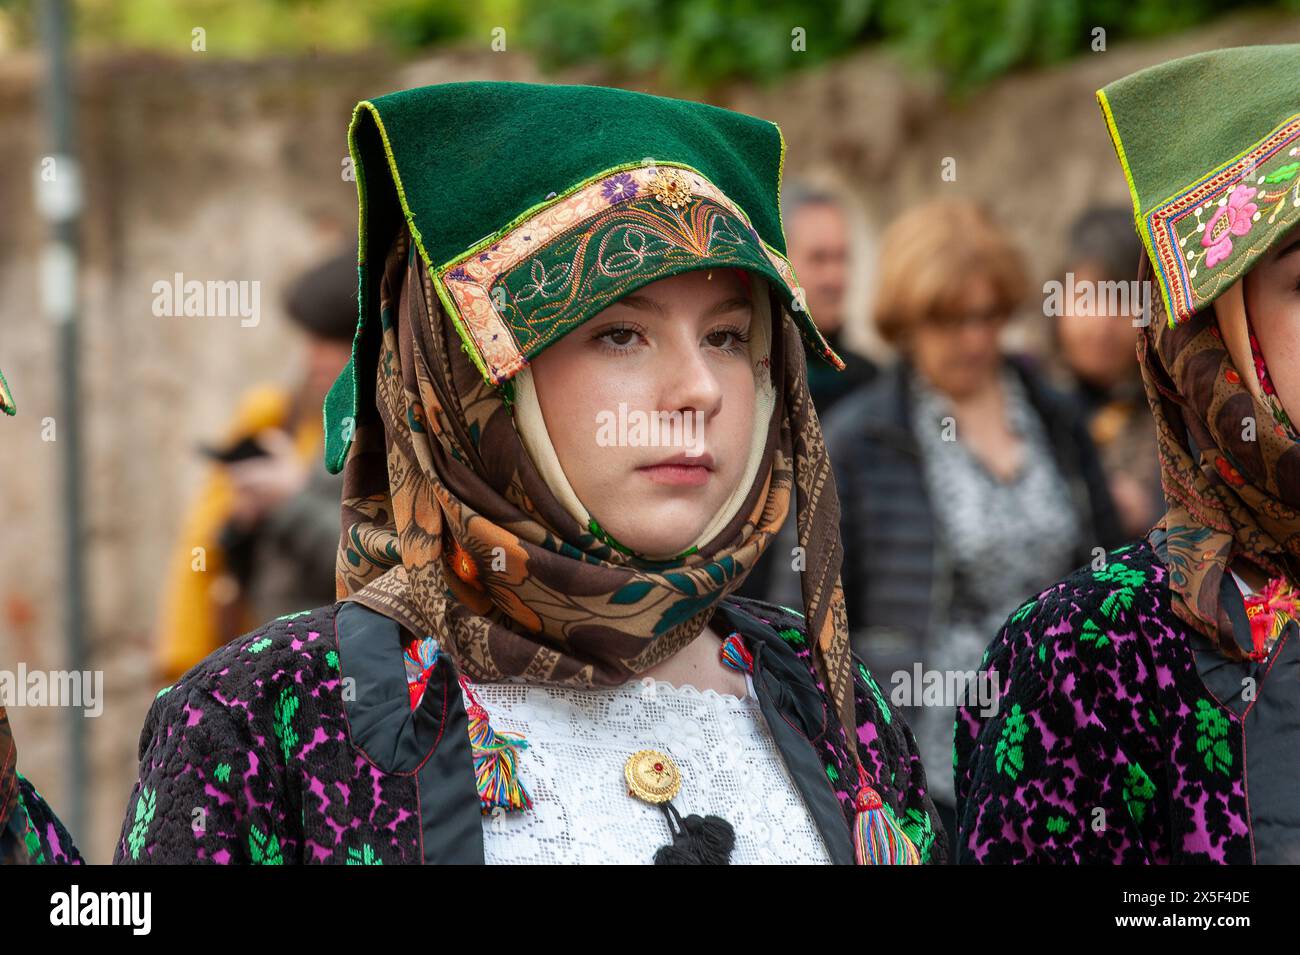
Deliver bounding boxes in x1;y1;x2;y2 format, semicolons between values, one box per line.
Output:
1;0;1294;92
519;0;1298;92
521;0;873;89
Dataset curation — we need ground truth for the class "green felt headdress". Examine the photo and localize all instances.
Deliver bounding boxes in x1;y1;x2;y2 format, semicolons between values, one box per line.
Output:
1096;44;1300;328
323;81;845;474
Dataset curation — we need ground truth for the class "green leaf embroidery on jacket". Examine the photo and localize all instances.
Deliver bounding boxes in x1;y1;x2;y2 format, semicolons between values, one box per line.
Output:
248;823;284;865
325;649;340;670
1010;599;1036;625
994;704;1028;781
127;786;157;861
272;687;301;763
346;844;384;865
1093;562;1147;589
1079;616;1111;649
1099;587;1134;620
1093;562;1148;621
1122;762;1157;825
902;806;935;863
825;762;839;785
1046;815;1068;835
1194;699;1233;775
214;762;232;784
857;662;891;726
248;637;272;654
777;626;806;648
17;792;45;864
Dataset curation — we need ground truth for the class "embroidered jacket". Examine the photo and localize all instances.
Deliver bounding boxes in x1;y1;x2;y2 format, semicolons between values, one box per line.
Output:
86;595;944;865
0;707;82;865
955;536;1300;864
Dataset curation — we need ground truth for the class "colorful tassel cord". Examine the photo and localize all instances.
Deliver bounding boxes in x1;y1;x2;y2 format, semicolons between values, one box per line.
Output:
852;767;920;865
1243;577;1298;661
459;676;533;813
719;632;753;673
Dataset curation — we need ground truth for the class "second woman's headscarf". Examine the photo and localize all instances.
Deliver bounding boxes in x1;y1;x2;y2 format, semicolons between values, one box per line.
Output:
333;224;858;753
1138;252;1300;657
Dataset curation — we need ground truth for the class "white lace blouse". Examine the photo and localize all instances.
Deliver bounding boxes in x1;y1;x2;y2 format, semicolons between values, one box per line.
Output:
467;676;833;864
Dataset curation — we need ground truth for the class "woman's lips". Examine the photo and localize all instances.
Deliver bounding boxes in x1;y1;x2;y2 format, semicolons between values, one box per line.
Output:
637;463;712;487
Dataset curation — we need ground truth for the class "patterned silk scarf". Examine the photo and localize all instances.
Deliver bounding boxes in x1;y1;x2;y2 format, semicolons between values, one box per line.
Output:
1138;252;1300;657
334;226;858;754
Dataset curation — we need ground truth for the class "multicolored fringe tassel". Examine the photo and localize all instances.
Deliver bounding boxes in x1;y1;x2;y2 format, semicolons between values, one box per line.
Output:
1243;577;1298;661
719;632;753;673
459;676;532;813
852;766;920;865
403;636;441;710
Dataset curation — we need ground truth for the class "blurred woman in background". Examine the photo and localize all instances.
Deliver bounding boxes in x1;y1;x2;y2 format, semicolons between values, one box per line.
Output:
782;198;1122;852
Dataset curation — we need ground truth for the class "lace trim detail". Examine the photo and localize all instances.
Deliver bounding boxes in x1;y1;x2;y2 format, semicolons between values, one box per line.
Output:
467;678;831;864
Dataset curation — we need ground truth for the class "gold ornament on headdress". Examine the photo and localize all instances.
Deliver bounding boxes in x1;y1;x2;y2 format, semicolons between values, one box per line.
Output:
648;168;692;209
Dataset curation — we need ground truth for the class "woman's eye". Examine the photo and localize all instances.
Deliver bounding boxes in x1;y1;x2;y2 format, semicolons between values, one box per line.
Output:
595;326;643;350
706;328;750;351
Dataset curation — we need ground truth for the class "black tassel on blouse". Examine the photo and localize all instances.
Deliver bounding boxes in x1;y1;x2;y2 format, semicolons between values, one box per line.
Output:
653;802;736;865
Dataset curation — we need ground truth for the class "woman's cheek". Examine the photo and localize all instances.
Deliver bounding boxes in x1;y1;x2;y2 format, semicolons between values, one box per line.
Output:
1249;277;1300;420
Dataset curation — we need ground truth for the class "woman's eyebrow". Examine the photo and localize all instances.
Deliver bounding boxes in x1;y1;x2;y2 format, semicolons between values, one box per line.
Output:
609;293;664;316
1276;236;1300;262
702;295;754;319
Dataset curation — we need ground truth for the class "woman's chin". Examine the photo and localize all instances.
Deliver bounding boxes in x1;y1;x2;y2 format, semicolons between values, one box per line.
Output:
601;514;711;559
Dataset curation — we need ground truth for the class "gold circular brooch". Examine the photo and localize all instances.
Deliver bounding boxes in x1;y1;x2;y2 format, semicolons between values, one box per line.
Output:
624;749;682;805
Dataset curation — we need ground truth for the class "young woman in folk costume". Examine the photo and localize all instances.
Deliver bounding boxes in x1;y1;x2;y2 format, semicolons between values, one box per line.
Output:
956;45;1300;864
89;83;943;865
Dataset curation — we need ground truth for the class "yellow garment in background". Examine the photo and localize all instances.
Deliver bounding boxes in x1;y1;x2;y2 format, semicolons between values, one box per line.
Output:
154;386;321;684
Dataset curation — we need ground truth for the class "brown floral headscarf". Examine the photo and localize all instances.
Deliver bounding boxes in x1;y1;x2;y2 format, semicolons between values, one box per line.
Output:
1138;252;1300;657
334;226;858;757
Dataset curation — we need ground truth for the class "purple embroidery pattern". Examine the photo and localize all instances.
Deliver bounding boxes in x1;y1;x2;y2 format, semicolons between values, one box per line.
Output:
955;540;1253;864
601;173;638;204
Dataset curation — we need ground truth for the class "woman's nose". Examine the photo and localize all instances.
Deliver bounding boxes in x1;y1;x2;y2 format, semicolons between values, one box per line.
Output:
659;338;725;420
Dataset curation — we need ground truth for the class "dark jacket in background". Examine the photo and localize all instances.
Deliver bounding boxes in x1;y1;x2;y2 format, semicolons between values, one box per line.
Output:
734;330;876;602
765;357;1124;677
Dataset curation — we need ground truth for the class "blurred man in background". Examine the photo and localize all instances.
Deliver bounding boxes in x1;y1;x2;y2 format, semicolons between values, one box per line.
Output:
736;183;875;602
1052;206;1164;539
154;249;356;683
782;182;877;414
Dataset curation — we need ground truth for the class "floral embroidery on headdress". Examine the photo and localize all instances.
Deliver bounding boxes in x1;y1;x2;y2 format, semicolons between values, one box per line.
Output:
1201;184;1259;268
601;172;638;204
